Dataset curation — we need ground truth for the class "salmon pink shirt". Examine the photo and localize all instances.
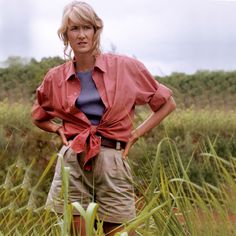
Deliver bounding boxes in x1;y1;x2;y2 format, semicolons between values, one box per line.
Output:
32;53;172;170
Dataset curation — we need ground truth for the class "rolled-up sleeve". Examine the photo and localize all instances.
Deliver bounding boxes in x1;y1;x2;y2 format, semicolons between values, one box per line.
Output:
148;83;173;111
31;76;54;121
134;62;173;112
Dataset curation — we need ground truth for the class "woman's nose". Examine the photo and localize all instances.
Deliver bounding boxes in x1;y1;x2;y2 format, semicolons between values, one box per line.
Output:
78;29;85;38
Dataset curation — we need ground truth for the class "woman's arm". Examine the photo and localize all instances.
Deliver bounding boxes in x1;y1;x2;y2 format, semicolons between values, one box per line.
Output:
122;96;176;159
33;120;69;145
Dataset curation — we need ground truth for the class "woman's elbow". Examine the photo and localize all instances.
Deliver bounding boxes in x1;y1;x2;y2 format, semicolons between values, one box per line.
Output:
32;119;41;127
168;96;176;112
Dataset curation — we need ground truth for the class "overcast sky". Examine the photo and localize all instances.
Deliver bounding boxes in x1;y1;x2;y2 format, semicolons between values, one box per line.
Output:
0;0;236;76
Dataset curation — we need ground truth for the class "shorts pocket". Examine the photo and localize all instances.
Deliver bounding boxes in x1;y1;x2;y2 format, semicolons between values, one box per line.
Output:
56;145;81;179
122;159;132;178
58;144;71;158
53;145;70;181
115;153;133;181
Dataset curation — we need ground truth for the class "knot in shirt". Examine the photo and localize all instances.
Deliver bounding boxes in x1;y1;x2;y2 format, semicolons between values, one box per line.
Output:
90;125;97;135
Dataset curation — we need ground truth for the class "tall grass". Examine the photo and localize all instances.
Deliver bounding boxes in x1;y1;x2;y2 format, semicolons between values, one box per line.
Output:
131;107;236;186
1;100;236;186
1;101;236;235
126;138;236;235
0;138;236;235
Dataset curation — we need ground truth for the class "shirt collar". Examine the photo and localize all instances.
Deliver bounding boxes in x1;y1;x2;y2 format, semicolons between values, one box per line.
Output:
65;60;77;81
65;54;107;81
94;54;107;73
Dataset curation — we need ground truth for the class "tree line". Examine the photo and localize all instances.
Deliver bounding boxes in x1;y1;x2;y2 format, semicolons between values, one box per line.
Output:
0;56;235;109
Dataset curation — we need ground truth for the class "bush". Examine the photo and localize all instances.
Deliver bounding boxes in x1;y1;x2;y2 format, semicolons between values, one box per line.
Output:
1;101;236;190
130;108;236;185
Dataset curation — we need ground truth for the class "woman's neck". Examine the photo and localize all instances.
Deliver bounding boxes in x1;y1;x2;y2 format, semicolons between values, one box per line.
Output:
74;54;95;72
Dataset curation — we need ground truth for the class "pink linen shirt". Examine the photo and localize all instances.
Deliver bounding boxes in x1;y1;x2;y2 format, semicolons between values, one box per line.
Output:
32;53;172;170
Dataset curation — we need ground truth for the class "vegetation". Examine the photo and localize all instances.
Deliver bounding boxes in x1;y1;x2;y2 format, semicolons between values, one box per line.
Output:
0;56;235;235
1;137;236;235
0;101;235;189
132;108;236;186
0;56;64;102
0;56;235;109
156;70;236;109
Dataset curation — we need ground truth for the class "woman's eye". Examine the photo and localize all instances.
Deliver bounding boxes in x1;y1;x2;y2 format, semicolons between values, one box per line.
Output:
83;25;92;30
69;25;92;31
70;26;78;31
69;25;78;31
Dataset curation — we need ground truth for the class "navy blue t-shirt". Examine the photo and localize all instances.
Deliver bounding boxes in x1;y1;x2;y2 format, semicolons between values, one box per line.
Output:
75;71;105;125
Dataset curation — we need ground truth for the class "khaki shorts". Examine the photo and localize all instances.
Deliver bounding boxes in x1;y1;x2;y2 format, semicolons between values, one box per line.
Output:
46;144;136;223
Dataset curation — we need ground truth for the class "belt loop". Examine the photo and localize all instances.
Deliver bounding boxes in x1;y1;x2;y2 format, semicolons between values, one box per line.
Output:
116;141;121;150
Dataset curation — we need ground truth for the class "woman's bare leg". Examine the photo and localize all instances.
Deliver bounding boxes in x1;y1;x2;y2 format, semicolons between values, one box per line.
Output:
72;216;86;236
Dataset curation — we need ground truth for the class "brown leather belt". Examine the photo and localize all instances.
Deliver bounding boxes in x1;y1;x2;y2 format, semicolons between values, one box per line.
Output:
100;136;126;150
68;135;126;150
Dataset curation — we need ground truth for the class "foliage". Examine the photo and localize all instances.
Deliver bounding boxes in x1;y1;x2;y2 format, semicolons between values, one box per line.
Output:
0;56;236;234
0;56;64;102
156;70;236;109
131;108;236;186
0;56;235;109
0;100;235;191
1;139;236;235
0;100;58;193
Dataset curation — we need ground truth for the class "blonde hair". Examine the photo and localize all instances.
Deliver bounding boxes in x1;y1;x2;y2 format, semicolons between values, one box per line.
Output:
58;1;103;58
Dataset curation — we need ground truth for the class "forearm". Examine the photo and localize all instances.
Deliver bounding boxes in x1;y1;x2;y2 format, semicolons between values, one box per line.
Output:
33;119;62;134
133;96;176;139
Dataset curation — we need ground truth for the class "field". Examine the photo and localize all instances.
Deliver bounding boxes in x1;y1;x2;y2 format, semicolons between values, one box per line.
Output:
0;101;236;235
0;57;236;235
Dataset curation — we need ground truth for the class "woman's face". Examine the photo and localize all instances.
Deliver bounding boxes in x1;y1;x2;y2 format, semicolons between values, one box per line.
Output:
67;19;95;56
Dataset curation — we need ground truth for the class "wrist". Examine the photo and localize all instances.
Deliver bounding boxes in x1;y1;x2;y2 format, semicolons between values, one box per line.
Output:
131;129;140;141
55;125;63;135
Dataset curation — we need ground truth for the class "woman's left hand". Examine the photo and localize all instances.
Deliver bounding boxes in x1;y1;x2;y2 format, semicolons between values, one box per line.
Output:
122;97;176;160
122;131;139;160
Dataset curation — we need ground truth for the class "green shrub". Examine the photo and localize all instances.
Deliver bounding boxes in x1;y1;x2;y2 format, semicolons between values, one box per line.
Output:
1;101;236;199
130;108;236;185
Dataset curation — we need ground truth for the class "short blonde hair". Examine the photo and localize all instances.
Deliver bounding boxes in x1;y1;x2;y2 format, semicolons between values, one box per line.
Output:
58;1;103;58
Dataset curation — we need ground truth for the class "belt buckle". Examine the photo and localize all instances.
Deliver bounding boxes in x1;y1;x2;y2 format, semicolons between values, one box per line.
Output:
116;141;121;150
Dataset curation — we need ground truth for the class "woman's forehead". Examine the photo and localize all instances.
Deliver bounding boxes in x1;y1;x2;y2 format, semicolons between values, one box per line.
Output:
67;18;92;27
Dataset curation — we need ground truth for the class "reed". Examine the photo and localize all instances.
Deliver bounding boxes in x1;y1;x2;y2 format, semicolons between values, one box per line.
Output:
0;137;236;235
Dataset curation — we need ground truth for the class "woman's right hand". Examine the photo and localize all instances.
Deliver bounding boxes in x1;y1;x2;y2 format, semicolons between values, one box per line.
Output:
32;119;69;146
56;127;69;146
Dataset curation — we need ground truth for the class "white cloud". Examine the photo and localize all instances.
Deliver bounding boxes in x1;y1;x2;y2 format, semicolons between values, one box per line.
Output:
0;0;236;75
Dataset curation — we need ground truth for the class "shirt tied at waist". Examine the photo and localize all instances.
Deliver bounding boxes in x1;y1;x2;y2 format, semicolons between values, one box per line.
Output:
70;125;101;171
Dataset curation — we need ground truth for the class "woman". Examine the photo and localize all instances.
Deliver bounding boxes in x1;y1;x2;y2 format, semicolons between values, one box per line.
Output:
32;1;176;235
